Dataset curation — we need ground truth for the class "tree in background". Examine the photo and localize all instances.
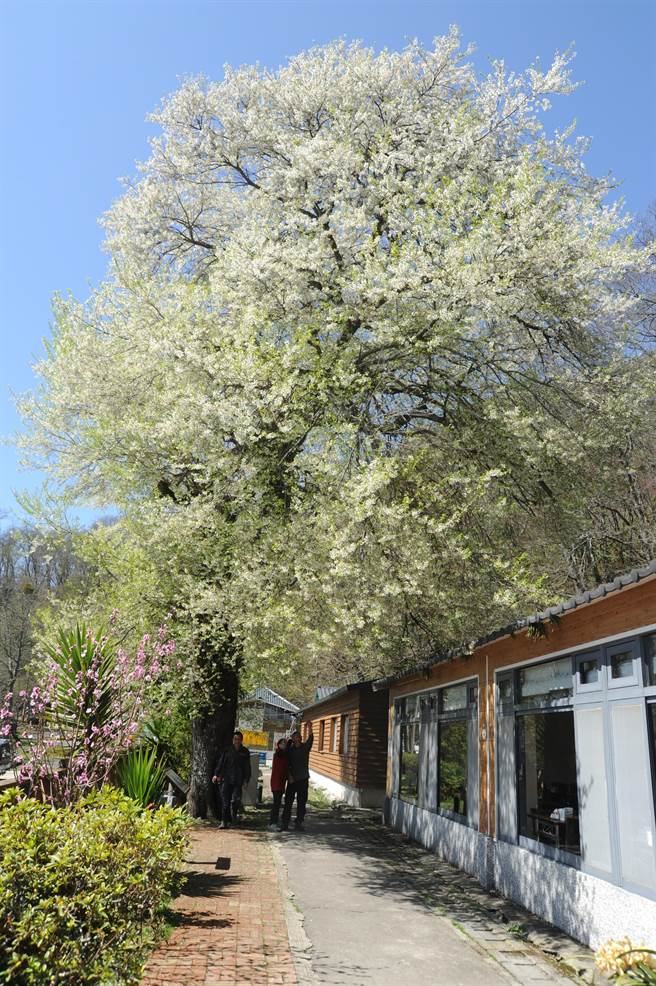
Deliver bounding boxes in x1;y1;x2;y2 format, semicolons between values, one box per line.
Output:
0;525;85;707
19;32;654;814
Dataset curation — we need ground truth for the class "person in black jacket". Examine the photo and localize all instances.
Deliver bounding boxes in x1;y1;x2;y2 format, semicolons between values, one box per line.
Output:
212;731;251;828
281;722;313;831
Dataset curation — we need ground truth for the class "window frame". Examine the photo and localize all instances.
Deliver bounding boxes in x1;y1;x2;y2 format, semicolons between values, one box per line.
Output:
319;719;326;752
329;717;338;753
606;639;641;690
436;679;477;823
340;714;350;755
575;649;603;694
495;629;656;899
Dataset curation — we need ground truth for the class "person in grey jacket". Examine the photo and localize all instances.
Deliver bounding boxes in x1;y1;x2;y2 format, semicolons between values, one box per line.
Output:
280;722;313;831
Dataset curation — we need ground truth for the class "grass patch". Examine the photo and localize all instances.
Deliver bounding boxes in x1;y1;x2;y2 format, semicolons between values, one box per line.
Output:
307;784;332;808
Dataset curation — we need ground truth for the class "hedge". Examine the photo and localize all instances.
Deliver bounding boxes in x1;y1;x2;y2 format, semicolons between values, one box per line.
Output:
0;787;188;985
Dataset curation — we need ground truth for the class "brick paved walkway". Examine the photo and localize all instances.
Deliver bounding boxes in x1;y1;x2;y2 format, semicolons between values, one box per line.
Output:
142;824;297;986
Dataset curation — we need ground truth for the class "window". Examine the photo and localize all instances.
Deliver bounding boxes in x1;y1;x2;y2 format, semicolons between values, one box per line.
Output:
437;682;476;820
644;635;656;686
610;702;656;890
398;696;420;804
340;715;350;754
606;641;639;688
319;720;325;751
611;648;634;679
330;717;337;753
438;718;468;816
499;633;656;892
517;710;580;856
578;653;600;686
518;656;573;705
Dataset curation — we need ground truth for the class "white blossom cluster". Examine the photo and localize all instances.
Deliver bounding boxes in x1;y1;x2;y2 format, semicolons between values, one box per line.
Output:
19;32;654;686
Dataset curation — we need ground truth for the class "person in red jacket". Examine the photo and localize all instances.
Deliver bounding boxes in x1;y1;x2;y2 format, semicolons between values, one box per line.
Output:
268;737;289;830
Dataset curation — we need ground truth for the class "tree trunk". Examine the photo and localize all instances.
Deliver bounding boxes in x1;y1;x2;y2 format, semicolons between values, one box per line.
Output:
187;660;240;819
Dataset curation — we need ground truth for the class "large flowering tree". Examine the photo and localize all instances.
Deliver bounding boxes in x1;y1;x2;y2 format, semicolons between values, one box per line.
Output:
20;32;654;815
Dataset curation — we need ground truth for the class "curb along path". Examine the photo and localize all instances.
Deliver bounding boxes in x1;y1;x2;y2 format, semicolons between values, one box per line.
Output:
141;825;297;986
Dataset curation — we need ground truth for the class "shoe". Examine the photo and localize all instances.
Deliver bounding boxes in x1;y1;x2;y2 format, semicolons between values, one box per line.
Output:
278;825;288;831
219;821;229;829
294;821;304;831
267;823;278;831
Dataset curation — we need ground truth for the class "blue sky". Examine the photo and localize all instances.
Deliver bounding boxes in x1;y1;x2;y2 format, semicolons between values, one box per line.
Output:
1;0;654;525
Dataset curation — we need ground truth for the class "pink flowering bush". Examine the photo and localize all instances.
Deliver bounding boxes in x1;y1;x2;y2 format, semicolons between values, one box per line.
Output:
0;621;176;805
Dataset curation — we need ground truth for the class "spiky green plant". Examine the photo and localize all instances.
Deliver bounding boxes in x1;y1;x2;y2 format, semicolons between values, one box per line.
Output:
115;744;167;808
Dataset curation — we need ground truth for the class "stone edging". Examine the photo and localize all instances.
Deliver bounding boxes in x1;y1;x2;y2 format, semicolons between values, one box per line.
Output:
267;832;319;986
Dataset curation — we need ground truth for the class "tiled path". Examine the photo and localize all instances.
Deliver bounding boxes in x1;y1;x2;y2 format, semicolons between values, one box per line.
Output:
141;824;296;986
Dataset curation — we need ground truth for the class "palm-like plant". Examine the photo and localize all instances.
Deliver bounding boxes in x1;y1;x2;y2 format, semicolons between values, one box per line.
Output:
115;745;167;808
42;624;116;735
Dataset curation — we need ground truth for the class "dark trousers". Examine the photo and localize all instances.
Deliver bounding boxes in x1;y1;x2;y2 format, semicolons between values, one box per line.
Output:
220;781;241;824
282;778;309;827
270;788;284;825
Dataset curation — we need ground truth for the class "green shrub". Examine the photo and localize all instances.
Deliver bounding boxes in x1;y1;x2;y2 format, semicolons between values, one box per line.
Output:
0;787;188;985
116;745;167;809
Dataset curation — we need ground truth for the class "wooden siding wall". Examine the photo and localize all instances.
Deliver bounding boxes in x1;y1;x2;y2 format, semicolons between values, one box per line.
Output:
304;692;360;787
356;687;389;789
388;575;656;838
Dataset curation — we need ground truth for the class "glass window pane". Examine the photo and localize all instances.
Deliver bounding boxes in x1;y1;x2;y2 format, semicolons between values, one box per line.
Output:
441;684;468;712
498;677;514;704
611;649;634;680
340;715;349;754
517;711;580;854
496;715;517;841
405;694;420;719
438;719;468;816
580;658;599;685
611;702;656;890
645;636;656;686
400;722;420;803
575;707;612;872
518;657;573;704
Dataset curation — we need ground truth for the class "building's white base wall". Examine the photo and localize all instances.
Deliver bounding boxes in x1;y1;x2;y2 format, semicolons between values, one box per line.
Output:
309;769;385;809
494;839;656;950
386;798;656;949
386;796;487;884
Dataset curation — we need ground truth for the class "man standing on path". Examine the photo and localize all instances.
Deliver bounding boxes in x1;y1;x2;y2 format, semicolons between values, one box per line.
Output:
212;730;251;828
280;721;313;831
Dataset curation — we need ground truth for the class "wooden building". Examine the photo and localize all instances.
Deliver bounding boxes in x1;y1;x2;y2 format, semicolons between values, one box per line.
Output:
377;561;656;949
301;681;389;808
238;687;299;750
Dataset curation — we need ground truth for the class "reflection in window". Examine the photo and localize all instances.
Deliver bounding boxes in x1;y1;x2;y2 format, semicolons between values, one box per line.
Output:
498;677;514;703
611;649;634;680
579;657;599;685
340;714;350;754
400;722;420;803
517;711;580;855
518;657;573;704
438;719;468;816
441;684;468;712
645;636;656;686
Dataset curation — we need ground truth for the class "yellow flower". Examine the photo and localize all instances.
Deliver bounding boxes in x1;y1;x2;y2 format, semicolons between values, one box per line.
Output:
595;939;656;977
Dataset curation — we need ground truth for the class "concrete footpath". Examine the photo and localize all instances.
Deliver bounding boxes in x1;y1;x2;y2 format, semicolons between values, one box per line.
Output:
272;807;583;986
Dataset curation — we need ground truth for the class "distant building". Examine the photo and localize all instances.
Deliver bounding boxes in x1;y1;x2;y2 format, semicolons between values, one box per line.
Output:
238;687;300;748
377;561;656;949
300;681;389;808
